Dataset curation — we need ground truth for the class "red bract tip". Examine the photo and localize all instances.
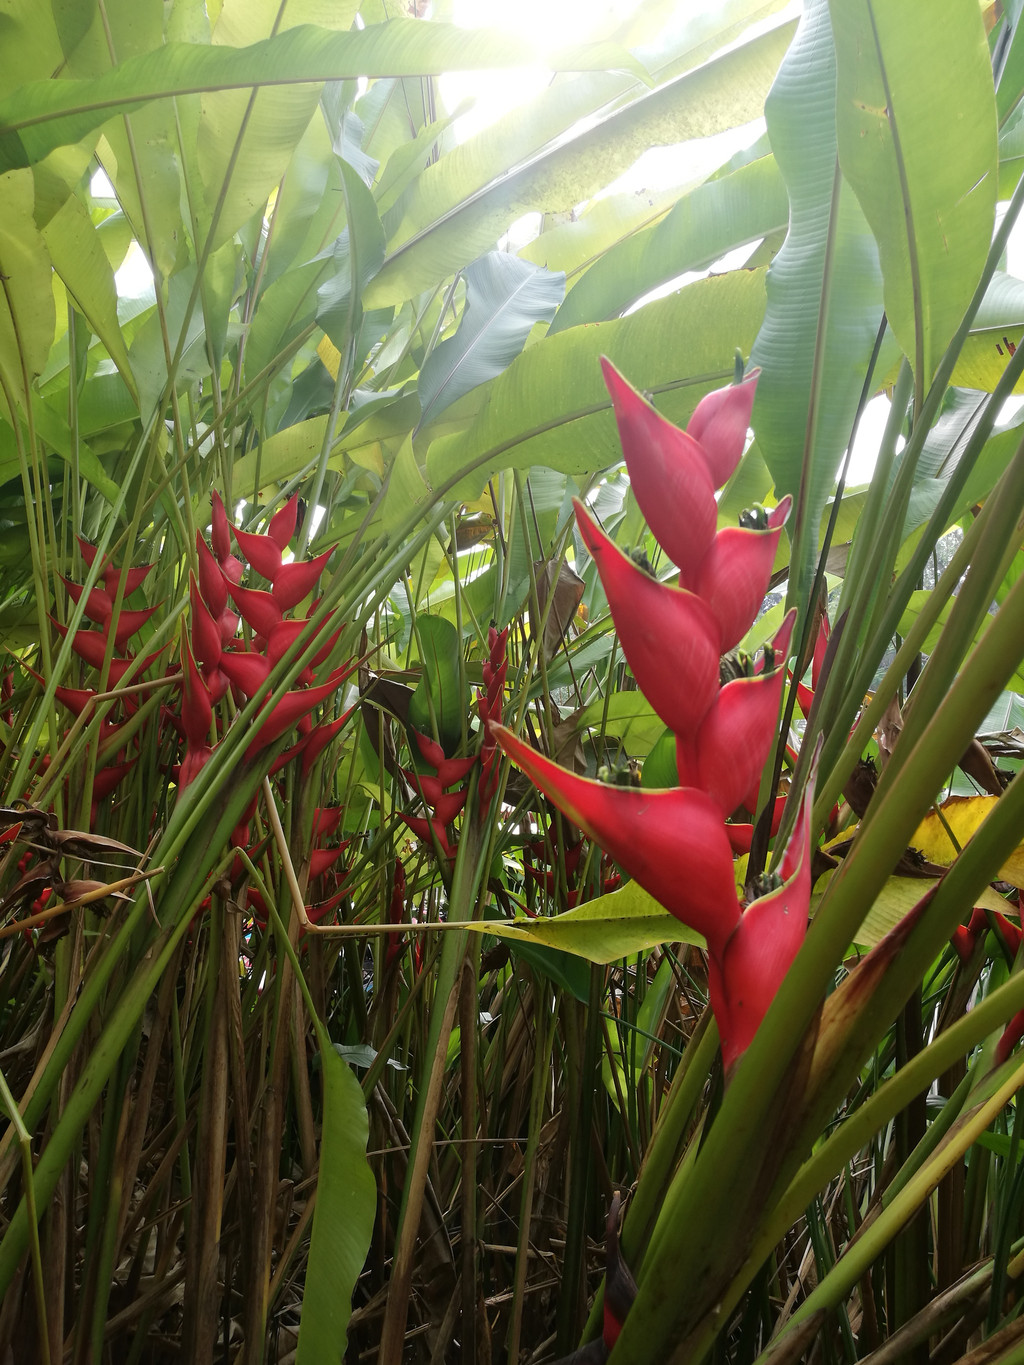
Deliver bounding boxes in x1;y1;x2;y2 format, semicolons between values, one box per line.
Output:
600;357;718;577
492;722;741;958
684;611;796;818
228;582;283;638
196;533;229;619
685;496;792;654
271;549;333;610
180;637;213;750
685;368;760;489
233;526;284;580
714;765;814;1073
575;501;721;736
189;573;222;671
210;491;232;563
268;496;299;550
246;668;347;756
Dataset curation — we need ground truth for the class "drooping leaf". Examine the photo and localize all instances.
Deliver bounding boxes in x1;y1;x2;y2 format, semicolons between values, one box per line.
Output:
295;1029;375;1365
315;158;387;353
425;268;767;503
0;21;540;172
463;878;701;964
417;253;564;430
40;192;135;396
366;19;796;307
551;153;788;333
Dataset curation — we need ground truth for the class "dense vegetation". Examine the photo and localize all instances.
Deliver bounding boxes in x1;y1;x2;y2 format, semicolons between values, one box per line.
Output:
3;1;1024;1362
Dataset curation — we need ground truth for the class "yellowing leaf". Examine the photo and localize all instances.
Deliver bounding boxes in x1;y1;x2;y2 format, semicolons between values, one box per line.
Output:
906;794;1024;884
463;879;700;964
318;334;341;380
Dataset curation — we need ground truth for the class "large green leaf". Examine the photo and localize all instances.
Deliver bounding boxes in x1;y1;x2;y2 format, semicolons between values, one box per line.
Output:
551;153;788;332
425;267;767;502
750;0;886;608
0;21;541;172
294;1030;375;1365
407;614;468;754
316;159;387;354
829;0;998;396
365;20;796;307
0;169;55;420
62;0;189;280
42;193;134;386
416;253;564;430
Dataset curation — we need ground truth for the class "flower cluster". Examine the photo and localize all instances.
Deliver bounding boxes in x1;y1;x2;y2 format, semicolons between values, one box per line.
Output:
179;493;352;791
401;731;476;860
45;541;164;820
493;360;815;1073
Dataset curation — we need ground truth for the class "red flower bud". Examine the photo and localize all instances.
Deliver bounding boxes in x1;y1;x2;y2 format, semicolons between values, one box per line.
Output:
574;501;721;736
600;357;717;577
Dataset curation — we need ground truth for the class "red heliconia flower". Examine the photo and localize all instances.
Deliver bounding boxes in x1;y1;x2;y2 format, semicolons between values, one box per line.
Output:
244;666;350;758
491;723;741;960
797;611;832;717
180;636;213;752
710;772;815;1073
77;537;154;598
478;625;508;817
401;729;479;860
61;578;159;650
996;1009;1024;1067
498;358;815;1074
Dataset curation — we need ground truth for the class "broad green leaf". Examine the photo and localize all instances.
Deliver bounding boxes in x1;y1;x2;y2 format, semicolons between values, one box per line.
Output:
519;181;686;284
65;0;188;280
0;169;55;420
40;193;135;398
462;879;700;964
196;0;357;252
295;1030;375;1365
0;22;539;172
551;154;789;333
426;268;767;502
898;585;1024;695
407;614;467;754
0;0;64;102
640;728;677;789
751;0;891;612
244;259;325;391
316;160;387;352
579;691;664;757
366;20;796;307
980;690;1024;735
235;415;331;500
829;0;998;394
417;254;564;430
499;933;591;1001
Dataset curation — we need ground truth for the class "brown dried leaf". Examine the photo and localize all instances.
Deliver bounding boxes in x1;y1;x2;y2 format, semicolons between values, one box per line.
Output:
534;558;584;661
